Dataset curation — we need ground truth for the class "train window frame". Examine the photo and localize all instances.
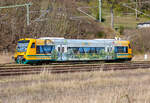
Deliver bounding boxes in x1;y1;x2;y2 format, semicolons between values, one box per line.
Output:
125;47;128;53
83;47;91;53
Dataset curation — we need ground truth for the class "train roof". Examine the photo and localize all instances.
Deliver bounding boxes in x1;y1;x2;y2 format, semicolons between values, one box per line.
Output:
39;37;127;42
39;37;65;40
39;37;115;40
38;37;129;47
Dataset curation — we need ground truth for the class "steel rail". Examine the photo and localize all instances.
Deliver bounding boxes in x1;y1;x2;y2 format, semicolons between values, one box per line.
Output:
0;61;150;76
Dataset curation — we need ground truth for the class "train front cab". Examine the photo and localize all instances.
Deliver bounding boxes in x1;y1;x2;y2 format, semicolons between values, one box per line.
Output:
114;41;132;61
14;38;55;64
14;38;37;64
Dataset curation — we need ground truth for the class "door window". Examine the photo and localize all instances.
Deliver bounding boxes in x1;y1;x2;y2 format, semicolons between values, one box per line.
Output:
31;43;35;48
62;47;64;53
58;47;60;52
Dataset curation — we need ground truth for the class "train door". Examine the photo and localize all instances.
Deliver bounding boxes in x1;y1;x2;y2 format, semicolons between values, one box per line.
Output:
56;44;67;61
106;46;113;60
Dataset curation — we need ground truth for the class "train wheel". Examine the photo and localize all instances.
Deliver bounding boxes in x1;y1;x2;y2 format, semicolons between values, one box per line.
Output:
16;57;21;64
21;59;26;64
16;56;26;64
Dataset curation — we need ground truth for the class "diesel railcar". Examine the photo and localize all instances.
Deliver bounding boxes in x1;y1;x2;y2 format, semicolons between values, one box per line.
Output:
13;37;132;64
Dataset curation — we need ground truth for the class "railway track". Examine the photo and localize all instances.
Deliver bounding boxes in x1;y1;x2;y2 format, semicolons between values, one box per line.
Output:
0;61;150;76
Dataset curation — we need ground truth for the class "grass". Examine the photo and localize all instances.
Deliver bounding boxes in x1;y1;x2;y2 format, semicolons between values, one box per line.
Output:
102;15;150;29
0;69;150;103
132;53;150;61
91;5;149;29
0;53;13;64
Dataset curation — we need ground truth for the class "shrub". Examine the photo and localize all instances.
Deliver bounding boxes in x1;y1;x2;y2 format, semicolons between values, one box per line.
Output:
96;31;105;38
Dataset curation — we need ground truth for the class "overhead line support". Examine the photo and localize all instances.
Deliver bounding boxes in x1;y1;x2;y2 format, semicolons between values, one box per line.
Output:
0;2;32;25
99;0;102;22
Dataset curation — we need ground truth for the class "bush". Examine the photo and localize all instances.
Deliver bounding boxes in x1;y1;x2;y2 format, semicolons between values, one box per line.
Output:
118;26;124;35
115;25;124;35
96;31;105;38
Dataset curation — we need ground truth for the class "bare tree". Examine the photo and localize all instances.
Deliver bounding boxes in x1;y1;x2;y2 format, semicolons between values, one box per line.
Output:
106;0;119;29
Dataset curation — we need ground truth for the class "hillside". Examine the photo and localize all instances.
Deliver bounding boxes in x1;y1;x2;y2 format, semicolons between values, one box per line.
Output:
0;0;115;52
0;0;150;53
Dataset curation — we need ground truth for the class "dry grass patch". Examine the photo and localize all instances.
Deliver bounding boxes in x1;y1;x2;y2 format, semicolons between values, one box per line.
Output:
0;69;150;103
0;54;13;64
132;53;150;61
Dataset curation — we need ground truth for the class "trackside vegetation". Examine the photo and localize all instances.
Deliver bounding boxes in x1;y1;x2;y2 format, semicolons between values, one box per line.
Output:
0;69;150;103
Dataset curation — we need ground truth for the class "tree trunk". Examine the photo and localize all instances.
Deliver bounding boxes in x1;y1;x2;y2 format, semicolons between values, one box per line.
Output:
110;6;114;29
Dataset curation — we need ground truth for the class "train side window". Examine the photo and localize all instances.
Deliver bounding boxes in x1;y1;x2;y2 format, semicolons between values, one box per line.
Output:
90;47;96;53
58;47;60;52
115;47;118;53
79;47;85;53
31;43;35;48
74;48;79;54
67;47;79;54
62;47;64;53
36;45;54;54
68;47;97;54
96;47;105;54
84;47;90;53
115;46;128;53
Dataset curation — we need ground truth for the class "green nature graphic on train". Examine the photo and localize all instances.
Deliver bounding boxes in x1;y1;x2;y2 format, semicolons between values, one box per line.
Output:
52;47;116;61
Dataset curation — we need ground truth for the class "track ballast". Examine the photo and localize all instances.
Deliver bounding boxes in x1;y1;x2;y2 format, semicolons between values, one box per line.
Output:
0;61;150;76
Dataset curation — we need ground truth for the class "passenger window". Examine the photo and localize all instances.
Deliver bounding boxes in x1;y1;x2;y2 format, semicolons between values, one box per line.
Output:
67;47;105;54
79;47;85;53
36;45;55;54
90;47;96;53
58;47;60;52
83;47;90;53
31;43;35;48
96;47;105;54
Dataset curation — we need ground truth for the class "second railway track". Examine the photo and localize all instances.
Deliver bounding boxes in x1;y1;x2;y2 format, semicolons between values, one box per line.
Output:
0;61;150;76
